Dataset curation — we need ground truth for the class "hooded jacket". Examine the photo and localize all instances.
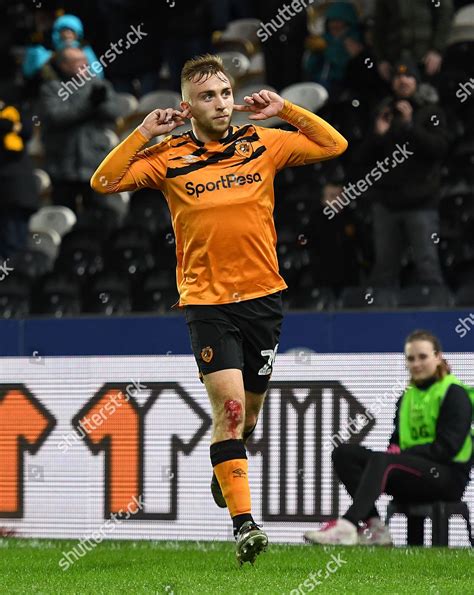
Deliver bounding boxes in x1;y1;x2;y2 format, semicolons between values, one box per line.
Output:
307;2;362;84
23;14;103;79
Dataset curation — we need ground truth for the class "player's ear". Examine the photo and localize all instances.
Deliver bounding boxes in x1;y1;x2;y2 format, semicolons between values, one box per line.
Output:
180;100;192;117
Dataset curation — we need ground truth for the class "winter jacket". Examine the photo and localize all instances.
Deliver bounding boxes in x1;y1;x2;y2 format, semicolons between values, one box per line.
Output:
373;0;454;64
23;14;103;79
353;84;451;210
306;2;362;84
40;77;120;182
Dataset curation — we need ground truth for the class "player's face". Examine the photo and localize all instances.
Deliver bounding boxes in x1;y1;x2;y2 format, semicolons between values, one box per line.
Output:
184;74;234;139
405;340;442;383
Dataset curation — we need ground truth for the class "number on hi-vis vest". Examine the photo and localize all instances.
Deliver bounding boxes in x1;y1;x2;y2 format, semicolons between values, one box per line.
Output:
0;385;56;516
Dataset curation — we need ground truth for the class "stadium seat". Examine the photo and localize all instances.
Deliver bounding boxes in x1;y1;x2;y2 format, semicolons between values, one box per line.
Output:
31;272;81;317
115;92;139;118
83;271;132;315
103;128;120;150
33;168;51;196
10;248;54;279
137;90;182;116
338;286;398;309
26;229;61;261
0;274;31;318
447;5;474;46
29;206;77;238
280;82;329;114
232;84;281;127
55;230;104;279
289;287;335;311
397;285;454;308
386;500;474;546
100;192;130;225
218;51;250;80
214;18;261;56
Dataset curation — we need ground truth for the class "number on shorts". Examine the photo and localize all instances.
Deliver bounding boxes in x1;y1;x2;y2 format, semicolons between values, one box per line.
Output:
258;344;279;376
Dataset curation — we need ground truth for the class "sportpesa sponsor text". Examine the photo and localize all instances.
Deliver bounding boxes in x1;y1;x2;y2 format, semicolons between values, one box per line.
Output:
185;173;263;198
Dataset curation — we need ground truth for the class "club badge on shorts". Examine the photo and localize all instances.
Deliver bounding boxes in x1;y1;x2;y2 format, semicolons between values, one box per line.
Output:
235;140;253;158
200;346;214;363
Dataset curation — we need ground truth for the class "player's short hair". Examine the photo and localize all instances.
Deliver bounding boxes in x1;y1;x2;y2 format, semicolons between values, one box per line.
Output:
405;329;450;379
181;54;230;99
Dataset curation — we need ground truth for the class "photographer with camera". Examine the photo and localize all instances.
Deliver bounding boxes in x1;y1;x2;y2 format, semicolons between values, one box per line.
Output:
353;60;449;287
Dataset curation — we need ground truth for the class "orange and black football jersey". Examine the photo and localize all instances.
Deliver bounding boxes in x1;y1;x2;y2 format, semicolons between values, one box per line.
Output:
91;100;348;306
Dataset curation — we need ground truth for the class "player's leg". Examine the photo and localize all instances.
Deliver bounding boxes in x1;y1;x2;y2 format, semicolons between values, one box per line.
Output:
243;388;267;440
204;368;252;526
184;305;266;564
204;368;268;564
211;387;266;508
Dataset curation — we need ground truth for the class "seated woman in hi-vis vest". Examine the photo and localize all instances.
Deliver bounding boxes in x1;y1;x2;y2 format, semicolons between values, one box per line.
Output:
304;329;474;545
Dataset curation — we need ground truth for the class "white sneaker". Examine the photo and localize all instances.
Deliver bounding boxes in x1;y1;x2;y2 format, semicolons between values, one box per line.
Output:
304;518;358;545
358;517;393;546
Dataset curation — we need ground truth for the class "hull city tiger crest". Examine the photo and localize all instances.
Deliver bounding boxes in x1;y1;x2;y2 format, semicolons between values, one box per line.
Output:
235;140;253;158
200;346;214;363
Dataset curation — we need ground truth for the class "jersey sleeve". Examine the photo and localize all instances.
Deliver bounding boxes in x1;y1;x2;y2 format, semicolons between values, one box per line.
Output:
259;100;348;171
90;128;169;193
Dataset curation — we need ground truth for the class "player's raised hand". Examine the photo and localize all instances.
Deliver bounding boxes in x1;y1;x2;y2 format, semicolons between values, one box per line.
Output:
138;107;191;140
233;90;284;121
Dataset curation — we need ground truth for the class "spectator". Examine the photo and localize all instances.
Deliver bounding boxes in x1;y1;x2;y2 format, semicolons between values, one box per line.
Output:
305;1;363;96
304;329;473;546
40;47;120;212
255;0;308;91
354;59;449;287
22;13;103;82
308;182;363;291
373;0;454;82
0;100;39;262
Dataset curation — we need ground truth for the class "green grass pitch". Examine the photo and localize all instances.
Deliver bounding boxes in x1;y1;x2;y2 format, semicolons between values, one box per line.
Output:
0;538;473;594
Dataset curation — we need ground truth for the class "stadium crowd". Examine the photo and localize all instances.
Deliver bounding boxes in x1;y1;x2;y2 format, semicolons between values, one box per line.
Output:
0;0;473;316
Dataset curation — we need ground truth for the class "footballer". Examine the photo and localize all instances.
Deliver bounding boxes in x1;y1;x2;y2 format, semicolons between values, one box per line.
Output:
91;54;347;565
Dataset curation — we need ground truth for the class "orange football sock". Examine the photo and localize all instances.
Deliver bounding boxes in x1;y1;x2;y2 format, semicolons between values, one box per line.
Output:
213;458;251;517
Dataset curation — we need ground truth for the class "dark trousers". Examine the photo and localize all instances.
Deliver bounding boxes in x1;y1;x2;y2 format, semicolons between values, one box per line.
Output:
333;444;466;525
0;208;30;262
51;180;102;213
371;203;444;286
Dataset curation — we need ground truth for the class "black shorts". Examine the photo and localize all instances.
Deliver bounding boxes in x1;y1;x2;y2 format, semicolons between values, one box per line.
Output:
184;291;284;394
